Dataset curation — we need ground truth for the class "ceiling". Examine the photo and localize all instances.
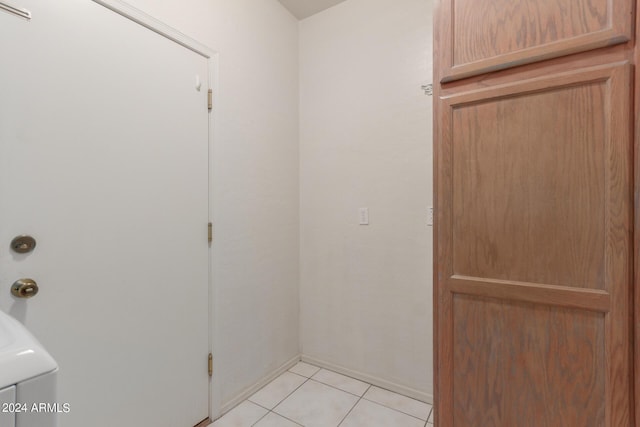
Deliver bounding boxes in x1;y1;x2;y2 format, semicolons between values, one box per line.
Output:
277;0;348;19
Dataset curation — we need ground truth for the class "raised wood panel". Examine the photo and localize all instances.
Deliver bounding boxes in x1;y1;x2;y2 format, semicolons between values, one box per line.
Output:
437;0;632;82
452;79;606;289
452;295;606;426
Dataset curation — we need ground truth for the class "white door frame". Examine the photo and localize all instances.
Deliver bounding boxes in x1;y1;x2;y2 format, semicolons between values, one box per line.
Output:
90;0;218;421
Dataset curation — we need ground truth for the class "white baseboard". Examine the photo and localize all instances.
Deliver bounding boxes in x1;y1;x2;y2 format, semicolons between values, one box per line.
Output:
301;355;433;404
215;354;301;419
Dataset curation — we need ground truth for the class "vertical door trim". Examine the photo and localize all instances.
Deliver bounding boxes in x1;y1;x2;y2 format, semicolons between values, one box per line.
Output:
634;0;640;423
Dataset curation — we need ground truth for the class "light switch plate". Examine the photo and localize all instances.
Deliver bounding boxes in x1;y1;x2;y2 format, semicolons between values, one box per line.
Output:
359;208;369;225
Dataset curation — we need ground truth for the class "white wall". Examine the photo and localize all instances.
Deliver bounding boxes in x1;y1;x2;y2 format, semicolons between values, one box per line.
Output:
113;0;434;413
120;0;300;417
299;0;433;401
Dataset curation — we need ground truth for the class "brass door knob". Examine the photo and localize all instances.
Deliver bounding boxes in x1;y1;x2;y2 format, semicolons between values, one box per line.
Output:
11;279;39;298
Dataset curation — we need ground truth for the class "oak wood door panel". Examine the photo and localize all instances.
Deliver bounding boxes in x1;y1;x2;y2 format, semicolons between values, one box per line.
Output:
453;295;605;426
435;63;633;426
452;78;606;290
437;0;632;82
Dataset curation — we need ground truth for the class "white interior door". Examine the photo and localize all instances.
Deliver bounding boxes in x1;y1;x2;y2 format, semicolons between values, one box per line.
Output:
0;1;210;425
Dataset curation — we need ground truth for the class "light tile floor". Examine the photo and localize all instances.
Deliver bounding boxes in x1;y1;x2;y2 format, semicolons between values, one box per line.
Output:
212;362;434;427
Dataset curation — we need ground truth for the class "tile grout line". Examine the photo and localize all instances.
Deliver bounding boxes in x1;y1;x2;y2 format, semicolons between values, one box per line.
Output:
307;377;369;398
273;372;312;408
249;402;304;427
311;369;372;394
360;395;431;422
301;368;431;424
250;409;271;427
271;410;304;426
336;384;372;427
245;364;431;427
250;401;272;412
250;370;313;427
306;376;431;423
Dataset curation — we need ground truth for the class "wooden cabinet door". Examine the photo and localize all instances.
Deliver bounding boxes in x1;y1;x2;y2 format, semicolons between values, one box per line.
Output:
436;0;633;82
434;0;639;424
434;62;633;426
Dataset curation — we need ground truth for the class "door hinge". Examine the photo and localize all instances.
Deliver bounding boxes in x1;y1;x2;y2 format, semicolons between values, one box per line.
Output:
207;89;213;111
208;353;213;377
208;222;213;243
